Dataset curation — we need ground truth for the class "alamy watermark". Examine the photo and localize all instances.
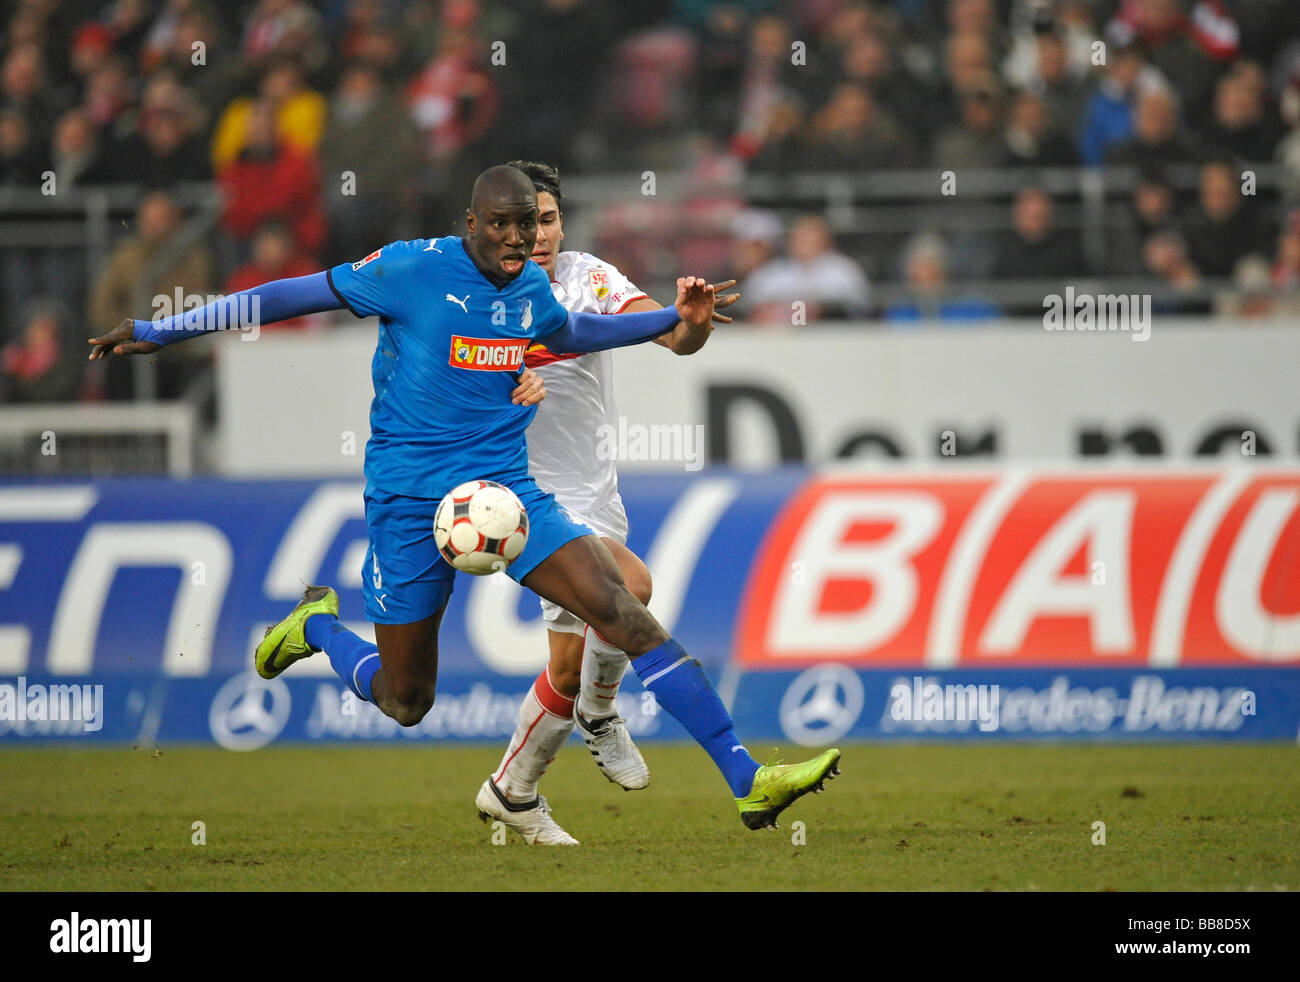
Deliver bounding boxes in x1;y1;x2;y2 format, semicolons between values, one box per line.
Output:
152;289;262;341
0;676;104;733
595;416;705;472
888;675;1000;732
1043;287;1150;342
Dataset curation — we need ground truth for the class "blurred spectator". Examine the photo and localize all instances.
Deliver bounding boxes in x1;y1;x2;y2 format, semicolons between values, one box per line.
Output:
1004;1;1098;92
1077;40;1165;166
223;222;320;330
1002;88;1077;167
218;99;326;259
81;53;135;131
0;107;44;186
1024;26;1090;134
1107;85;1201;170
1279;75;1300;208
68;22;116;92
1142;228;1211;312
1181;159;1269;277
884;232;1001;322
805;83;916;170
405;4;499;230
731;14;819;161
1214;254;1276;317
102;0;155;67
839;29;940;154
141;2;242;117
1109;166;1180;274
88;191;213;400
937;31;997;131
0;301;82;403
1272;219;1300;293
319;63;417;264
743;214;871;322
240;0;327;73
211;60;327;172
2;42;61;148
335;0;408;76
728;209;783;283
746;95;806;173
1106;0;1237;117
932;80;1003;169
50;108;112;188
1201;61;1284;163
992;187;1082;281
110;78;210;186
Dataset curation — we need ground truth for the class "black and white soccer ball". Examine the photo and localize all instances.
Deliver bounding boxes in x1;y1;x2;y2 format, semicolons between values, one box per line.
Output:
433;480;529;575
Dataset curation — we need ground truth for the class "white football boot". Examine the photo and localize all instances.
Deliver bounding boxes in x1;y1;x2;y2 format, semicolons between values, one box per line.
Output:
475;778;579;845
575;709;650;791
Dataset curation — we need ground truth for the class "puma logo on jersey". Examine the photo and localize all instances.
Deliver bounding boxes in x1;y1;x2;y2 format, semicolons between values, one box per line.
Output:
449;335;527;371
424;240;443;252
446;294;470;313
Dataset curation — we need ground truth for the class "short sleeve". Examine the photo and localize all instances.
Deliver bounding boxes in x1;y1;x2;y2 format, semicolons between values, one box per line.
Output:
327;240;426;319
600;262;648;314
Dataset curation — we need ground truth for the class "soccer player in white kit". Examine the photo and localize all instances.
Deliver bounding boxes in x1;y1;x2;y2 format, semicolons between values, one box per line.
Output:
476;160;738;844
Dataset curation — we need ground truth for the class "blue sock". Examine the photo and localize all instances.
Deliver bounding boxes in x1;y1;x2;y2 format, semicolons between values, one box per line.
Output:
632;638;759;797
305;613;380;701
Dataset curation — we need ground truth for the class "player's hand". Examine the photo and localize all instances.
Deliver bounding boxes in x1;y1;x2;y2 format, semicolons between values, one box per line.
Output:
674;275;715;330
711;279;740;324
88;319;160;360
511;367;546;406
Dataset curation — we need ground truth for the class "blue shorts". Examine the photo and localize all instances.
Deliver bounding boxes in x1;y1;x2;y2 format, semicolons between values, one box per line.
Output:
361;475;594;624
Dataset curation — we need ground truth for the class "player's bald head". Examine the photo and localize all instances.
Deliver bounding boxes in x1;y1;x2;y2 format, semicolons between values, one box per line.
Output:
469;164;538;214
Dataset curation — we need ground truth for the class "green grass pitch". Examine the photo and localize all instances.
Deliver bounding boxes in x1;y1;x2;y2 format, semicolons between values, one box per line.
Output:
1;743;1296;891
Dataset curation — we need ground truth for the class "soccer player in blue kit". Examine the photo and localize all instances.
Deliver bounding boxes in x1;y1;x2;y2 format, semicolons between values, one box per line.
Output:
89;165;840;834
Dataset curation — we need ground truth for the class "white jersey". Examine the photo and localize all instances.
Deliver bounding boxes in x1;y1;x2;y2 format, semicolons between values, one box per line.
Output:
525;251;648;515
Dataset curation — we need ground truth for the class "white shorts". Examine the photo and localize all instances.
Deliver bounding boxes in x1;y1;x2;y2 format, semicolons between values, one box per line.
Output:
540;495;629;635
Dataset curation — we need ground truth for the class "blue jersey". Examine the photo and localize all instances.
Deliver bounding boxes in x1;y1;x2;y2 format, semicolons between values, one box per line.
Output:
328;236;569;498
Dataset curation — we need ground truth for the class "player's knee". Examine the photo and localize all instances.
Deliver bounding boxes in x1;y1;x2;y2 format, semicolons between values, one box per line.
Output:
625;566;652;607
385;680;436;727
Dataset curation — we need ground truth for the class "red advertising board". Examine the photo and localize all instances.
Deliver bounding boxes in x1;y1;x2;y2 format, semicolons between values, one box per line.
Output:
736;470;1300;667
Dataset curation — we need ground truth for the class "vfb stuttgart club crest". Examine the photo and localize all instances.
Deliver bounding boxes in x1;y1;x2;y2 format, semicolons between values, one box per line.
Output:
589;268;609;300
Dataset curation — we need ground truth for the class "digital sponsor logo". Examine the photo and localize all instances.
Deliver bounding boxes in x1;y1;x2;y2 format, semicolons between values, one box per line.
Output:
449;335;527;371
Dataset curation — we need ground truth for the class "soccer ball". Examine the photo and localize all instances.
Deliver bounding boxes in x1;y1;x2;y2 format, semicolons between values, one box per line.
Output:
434;480;529;575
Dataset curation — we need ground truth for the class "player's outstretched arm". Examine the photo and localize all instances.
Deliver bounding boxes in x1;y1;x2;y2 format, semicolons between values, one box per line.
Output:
540;276;719;356
642;278;740;355
88;272;344;359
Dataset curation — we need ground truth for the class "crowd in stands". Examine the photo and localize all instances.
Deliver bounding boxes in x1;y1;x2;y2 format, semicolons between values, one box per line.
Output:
2;0;1300;402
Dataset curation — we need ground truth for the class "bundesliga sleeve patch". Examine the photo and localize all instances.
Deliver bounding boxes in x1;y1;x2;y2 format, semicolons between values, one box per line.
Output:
450;336;527;371
351;248;382;270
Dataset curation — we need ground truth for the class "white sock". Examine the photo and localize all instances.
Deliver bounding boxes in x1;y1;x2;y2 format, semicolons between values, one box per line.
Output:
492;668;575;803
577;628;629;720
